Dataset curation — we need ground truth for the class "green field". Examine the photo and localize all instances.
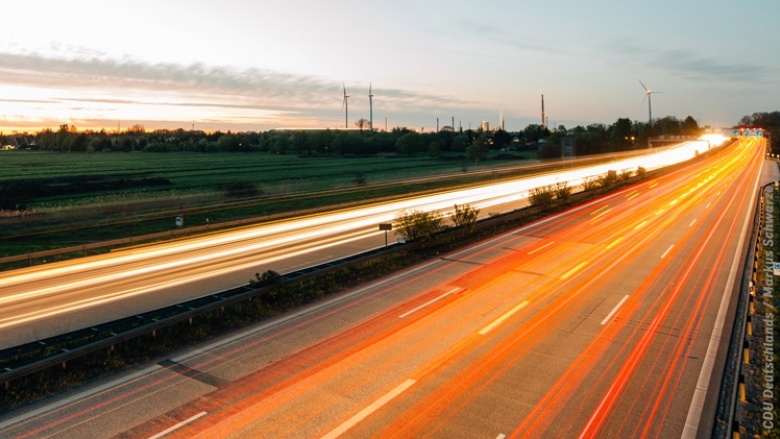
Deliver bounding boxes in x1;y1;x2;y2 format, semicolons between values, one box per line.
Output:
0;150;536;258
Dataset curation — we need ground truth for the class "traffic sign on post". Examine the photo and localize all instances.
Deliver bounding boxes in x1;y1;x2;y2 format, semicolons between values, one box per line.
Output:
379;223;392;248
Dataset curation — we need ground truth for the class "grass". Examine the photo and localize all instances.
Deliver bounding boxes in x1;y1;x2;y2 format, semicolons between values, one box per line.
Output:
0;150;537;258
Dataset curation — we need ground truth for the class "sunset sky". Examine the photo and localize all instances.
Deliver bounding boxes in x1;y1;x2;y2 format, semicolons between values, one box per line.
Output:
1;0;778;133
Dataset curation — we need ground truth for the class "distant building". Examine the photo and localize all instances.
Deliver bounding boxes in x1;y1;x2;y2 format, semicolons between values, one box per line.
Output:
480;121;490;132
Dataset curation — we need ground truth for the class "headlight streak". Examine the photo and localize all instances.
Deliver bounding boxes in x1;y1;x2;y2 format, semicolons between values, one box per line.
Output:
0;140;735;332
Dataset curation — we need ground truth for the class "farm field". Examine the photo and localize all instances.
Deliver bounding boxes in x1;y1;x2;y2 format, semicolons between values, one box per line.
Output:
0;150;537;259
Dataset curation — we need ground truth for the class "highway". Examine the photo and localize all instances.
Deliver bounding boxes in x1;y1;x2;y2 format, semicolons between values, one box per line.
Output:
0;140;715;349
0;138;768;438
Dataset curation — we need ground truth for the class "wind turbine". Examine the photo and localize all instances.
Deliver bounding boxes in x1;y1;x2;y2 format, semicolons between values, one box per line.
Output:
341;83;350;129
639;80;662;126
368;82;374;131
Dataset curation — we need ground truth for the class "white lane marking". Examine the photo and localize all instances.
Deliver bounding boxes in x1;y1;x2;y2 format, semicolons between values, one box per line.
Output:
496;435;507;439
147;411;207;439
399;288;463;318
681;156;763;437
321;379;416;439
528;241;555;255
479;301;530;335
661;244;674;259
706;202;712;209
601;295;630;325
689;218;697;227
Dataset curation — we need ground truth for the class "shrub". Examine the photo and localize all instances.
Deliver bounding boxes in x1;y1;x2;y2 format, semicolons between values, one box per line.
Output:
529;185;555;210
598;170;618;189
553;181;571;203
582;176;600;191
451;203;480;232
395;209;444;242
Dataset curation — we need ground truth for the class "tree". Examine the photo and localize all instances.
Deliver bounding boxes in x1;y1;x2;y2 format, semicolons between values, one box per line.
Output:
355;118;370;131
493;129;512;149
609;118;634;150
523;124;550;144
396;132;422;155
681;116;700;135
452;134;470;152
468;132;489;163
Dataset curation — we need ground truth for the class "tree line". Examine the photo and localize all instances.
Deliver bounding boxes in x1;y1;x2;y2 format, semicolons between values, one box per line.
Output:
3;114;720;158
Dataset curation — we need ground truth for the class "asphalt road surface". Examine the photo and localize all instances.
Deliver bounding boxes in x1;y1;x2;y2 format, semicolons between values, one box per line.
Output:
0;138;768;438
0;141;711;350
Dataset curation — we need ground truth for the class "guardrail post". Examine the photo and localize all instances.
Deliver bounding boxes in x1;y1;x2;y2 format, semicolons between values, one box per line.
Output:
739;376;746;403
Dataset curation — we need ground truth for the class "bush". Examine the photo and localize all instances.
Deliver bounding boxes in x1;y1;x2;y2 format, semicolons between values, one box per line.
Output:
582;176;600;191
529;185;555;210
553;181;571;203
451;203;480;232
598;170;618;189
395;209;444;242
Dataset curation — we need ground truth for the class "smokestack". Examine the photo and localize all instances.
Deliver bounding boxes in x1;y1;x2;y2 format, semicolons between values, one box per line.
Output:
541;94;545;128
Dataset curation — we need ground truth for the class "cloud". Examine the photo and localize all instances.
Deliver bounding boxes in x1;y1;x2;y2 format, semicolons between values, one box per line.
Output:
606;41;778;83
0;51;478;115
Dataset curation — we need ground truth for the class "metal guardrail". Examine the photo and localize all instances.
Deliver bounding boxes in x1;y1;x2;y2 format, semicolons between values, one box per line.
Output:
714;173;778;437
0;242;407;387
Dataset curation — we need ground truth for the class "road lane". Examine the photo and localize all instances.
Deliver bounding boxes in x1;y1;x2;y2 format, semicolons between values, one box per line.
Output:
0;141;716;349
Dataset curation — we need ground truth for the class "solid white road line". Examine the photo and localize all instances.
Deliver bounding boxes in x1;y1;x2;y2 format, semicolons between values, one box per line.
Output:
681;155;763;438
